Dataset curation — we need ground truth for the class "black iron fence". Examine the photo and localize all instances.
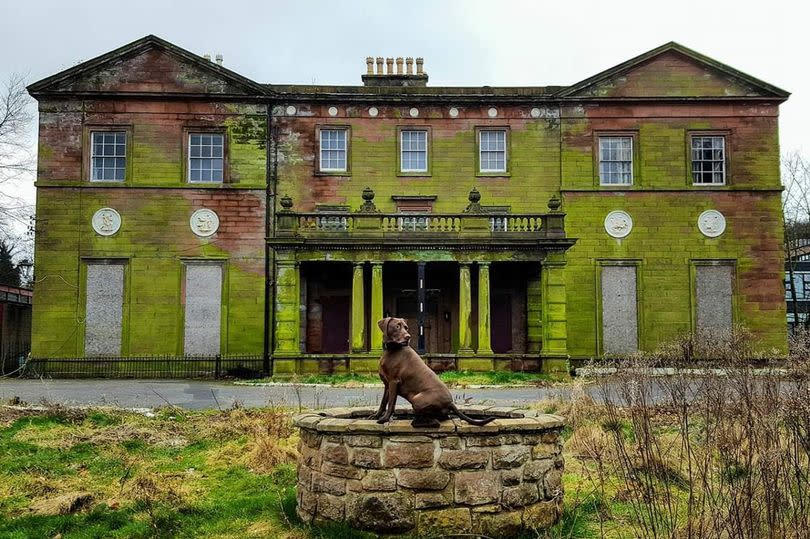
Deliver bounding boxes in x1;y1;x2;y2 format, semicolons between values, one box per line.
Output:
1;344;30;376
20;355;266;380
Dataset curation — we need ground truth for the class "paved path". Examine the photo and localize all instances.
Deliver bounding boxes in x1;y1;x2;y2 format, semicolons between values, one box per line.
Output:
0;379;575;411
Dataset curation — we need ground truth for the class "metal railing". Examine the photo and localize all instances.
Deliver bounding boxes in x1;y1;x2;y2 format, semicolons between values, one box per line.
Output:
21;355;266;380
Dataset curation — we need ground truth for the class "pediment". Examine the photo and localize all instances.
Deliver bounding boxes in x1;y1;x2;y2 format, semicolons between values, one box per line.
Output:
29;35;266;97
559;43;788;99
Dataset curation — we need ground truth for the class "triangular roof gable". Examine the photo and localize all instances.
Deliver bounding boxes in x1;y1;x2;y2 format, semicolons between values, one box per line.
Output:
557;42;789;99
28;35;267;97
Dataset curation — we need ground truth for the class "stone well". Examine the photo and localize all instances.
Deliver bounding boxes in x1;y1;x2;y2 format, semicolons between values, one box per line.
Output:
293;406;565;536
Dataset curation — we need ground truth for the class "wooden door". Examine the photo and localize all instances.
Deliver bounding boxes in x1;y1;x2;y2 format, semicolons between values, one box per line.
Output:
491;293;513;353
321;296;350;354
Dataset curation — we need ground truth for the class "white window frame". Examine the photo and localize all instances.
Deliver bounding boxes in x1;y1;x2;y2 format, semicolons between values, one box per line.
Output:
319;128;348;172
691;135;726;186
598;136;633;186
400;129;428;173
479;129;507;173
90;131;127;182
188;133;225;183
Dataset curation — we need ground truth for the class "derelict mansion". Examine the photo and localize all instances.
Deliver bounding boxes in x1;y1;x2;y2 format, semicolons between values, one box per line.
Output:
27;36;789;373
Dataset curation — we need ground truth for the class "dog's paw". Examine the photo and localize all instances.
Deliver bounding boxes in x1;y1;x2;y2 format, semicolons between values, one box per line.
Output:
367;414;380;421
376;417;389;424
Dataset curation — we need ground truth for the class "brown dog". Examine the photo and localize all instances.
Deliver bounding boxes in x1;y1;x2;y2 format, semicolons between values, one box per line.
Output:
371;317;494;428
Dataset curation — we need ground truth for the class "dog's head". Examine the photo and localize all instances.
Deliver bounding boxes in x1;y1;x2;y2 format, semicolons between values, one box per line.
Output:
377;317;411;347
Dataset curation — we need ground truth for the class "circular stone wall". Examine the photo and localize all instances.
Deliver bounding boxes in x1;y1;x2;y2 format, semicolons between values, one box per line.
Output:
293;406;565;537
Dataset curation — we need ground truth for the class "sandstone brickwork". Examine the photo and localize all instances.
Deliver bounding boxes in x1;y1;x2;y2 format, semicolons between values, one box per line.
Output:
293;406;565;536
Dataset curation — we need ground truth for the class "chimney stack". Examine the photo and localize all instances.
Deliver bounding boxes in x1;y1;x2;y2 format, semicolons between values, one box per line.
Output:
362;56;428;87
215;53;223;66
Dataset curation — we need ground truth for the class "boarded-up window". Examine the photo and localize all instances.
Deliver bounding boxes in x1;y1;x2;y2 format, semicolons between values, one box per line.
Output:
601;265;638;355
85;262;124;356
696;265;733;336
184;263;223;355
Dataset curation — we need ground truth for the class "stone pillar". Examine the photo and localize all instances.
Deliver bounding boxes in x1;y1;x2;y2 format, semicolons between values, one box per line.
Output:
477;262;492;355
541;252;569;376
526;266;543;353
370;262;384;352
417;262;426;354
351;262;366;353
457;263;473;355
274;260;300;375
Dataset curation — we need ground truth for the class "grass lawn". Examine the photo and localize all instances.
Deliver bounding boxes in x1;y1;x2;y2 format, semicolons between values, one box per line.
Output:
0;401;632;539
245;370;557;388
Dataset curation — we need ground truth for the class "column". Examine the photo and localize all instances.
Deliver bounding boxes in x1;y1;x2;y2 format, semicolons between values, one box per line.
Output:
370;262;384;351
458;263;473;354
417;262;426;354
541;251;569;375
273;260;300;375
351;262;366;353
477;262;492;355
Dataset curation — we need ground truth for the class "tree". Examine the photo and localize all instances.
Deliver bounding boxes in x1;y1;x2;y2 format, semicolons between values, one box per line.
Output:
0;240;20;287
782;151;810;328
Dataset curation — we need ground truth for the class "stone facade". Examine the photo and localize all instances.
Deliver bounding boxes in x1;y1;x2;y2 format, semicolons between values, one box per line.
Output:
293;407;564;535
27;36;789;373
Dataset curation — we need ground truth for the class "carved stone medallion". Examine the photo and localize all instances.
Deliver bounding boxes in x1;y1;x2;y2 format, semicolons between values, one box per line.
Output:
190;209;220;237
698;209;726;238
92;208;121;236
604;210;633;239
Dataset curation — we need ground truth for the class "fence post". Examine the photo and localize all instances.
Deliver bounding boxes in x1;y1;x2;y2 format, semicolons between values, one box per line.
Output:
215;354;221;379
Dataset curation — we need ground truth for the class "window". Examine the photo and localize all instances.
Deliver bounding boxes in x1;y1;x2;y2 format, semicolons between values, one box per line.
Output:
479;130;507;173
600;264;639;355
691;136;726;185
599;136;633;185
319;129;347;172
85;262;125;356
694;263;733;337
400;130;428;172
188;133;224;182
90;131;126;181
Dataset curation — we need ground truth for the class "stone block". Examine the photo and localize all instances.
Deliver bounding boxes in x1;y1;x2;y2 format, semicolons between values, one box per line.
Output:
544;468;563;499
321;462;362;480
438;449;489;470
361;470;397;492
466;436;503;447
493;445;531;469
532;442;559;459
475;509;523;538
351;448;382;469
346;492;415;534
317;493;345;521
323;443;349;465
502;469;522;486
398;469;451;490
384;442;435;469
523;499;559;529
502;482;539;508
418;508;471;535
454;471;499;505
414;491;452;509
524;458;554;481
300;430;322;448
346;435;382;448
312;472;346;496
439;436;461;449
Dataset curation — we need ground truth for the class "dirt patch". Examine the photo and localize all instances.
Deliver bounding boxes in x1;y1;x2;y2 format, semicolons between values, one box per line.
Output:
29;491;93;516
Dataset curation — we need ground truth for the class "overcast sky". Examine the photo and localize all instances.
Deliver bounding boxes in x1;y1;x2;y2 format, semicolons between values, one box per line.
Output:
2;0;808;213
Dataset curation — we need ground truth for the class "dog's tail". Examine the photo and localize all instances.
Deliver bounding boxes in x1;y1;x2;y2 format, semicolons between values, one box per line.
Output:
450;404;495;426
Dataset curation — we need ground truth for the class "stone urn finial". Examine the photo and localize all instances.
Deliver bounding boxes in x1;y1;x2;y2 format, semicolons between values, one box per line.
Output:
464;187;483;213
358;186;379;213
547;195;562;213
280;194;293;211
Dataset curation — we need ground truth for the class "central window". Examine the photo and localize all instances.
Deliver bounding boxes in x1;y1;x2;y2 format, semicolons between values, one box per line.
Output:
598;136;633;185
319;129;347;172
691;135;726;185
90;131;126;181
479;130;507;173
188;133;224;183
400;129;428;172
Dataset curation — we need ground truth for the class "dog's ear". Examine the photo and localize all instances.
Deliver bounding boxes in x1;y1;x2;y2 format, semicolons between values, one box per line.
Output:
377;318;390;333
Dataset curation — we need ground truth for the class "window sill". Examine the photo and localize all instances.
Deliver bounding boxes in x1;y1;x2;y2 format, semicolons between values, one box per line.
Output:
477;172;511;178
315;171;351;177
88;179;127;185
691;183;728;187
397;172;431;178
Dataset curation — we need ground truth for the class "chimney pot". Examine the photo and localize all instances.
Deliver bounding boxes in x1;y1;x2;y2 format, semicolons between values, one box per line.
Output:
203;53;211;61
215;53;223;65
396;57;404;74
416;57;424;75
386;57;394;75
366;56;374;75
375;57;384;75
405;57;414;75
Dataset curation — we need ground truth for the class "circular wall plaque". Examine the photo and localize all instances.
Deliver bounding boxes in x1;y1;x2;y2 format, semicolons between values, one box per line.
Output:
449;107;459;118
285;105;296;115
409;107;419;117
530;107;541;118
92;208;121;236
368;106;379;117
698;209;726;238
604;210;633;238
487;107;498;118
328;106;338;117
190;209;220;237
